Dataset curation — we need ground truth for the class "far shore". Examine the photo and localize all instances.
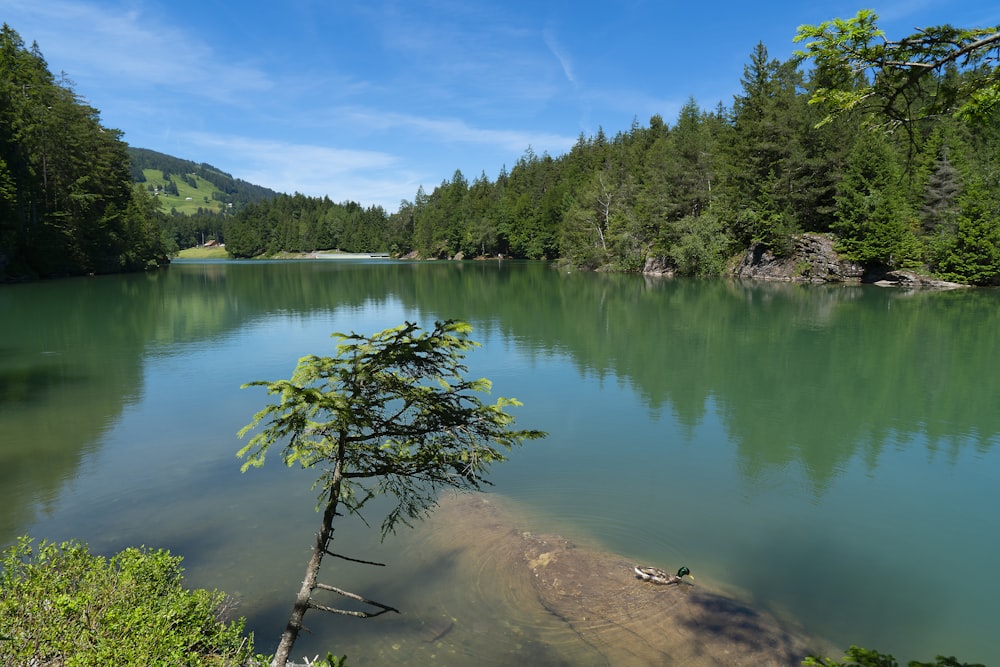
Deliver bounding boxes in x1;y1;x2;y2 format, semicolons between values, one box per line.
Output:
173;247;391;260
306;251;390;259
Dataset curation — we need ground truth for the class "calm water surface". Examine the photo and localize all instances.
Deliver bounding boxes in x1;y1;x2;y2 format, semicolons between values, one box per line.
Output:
2;260;998;665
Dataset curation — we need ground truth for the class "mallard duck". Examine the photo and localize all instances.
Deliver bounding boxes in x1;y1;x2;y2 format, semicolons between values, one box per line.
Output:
633;565;693;585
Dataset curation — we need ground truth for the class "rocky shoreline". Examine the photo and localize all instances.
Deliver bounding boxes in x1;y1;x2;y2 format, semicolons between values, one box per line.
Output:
644;232;969;289
280;235;970;289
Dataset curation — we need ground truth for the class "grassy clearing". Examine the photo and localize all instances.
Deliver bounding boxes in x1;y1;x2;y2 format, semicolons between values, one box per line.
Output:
175;246;230;259
138;168;230;215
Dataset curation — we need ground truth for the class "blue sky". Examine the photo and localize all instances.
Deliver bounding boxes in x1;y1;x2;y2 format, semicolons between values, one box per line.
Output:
4;0;997;210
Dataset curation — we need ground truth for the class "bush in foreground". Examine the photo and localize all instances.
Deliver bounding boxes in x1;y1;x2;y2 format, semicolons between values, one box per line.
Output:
805;645;985;667
0;536;261;666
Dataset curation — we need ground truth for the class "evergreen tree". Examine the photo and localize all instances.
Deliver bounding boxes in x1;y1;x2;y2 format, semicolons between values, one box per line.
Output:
833;131;921;268
0;24;166;280
238;321;544;666
722;43;809;253
935;180;1000;285
465;171;499;256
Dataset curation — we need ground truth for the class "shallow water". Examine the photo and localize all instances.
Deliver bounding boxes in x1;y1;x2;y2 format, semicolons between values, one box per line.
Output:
2;260;998;665
307;492;832;667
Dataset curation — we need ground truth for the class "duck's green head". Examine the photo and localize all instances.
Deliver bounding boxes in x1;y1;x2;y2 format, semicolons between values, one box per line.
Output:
677;566;692;579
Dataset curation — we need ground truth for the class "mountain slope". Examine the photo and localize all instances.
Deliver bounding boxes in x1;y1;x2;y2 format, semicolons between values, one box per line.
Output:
127;147;281;214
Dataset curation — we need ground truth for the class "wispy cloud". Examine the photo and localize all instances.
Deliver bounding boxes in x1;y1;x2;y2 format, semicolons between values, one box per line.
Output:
543;29;577;86
176;132;420;207
334;108;576;155
359;0;565;110
6;0;272;103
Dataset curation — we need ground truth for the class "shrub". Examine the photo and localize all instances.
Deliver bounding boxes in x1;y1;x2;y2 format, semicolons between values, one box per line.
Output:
804;645;985;667
0;536;261;666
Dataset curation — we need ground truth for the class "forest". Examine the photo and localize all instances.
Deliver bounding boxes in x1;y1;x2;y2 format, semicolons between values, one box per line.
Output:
223;26;1000;285
0;25;168;281
3;15;999;286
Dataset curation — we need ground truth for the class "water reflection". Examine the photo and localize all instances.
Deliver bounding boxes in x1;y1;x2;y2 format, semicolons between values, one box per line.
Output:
4;262;999;533
0;276;157;540
3;261;998;664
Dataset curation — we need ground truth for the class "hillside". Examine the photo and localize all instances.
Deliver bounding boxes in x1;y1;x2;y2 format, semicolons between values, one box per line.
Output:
137;168;229;215
128;147;281;215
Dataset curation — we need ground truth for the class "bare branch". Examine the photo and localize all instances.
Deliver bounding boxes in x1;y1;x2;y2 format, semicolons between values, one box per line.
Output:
307;601;397;619
323;550;387;567
312;583;401;616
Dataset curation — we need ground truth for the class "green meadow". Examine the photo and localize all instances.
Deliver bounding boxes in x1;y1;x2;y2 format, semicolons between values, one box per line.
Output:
174;245;229;258
138;168;230;215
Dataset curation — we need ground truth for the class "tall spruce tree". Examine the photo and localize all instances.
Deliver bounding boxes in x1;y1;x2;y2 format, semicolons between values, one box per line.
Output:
833;131;921;268
0;24;166;279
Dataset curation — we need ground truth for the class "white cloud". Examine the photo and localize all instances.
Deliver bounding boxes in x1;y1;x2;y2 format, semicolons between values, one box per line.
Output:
6;0;272;103
174;132;420;208
543;29;577;86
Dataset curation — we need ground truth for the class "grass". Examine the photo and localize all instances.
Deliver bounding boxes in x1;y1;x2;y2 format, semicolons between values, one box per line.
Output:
175;246;230;259
138;168;230;215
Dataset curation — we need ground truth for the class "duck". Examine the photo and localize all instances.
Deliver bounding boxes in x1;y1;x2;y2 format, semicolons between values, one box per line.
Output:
633;565;693;585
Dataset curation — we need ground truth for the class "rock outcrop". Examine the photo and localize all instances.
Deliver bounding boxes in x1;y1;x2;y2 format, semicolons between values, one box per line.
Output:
642;256;675;277
733;233;863;283
644;233;967;288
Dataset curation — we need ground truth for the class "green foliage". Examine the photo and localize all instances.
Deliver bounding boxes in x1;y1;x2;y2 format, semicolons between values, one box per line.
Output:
794;10;1000;128
934;180;1000;285
803;645;984;667
664;213;732;276
0;536;261;666
238;319;546;537
44;11;990;283
239;320;544;663
0;24;168;280
833;131;921;268
127;147;279;210
223;194;389;258
721;42;816;249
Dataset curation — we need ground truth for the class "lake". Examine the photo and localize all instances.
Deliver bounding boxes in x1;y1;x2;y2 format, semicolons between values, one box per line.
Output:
1;259;998;665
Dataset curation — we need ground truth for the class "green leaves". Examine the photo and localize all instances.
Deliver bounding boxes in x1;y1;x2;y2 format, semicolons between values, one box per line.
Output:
0;537;260;666
933;180;1000;285
0;25;167;279
832;130;921;268
795;10;1000;129
238;320;545;538
803;645;985;667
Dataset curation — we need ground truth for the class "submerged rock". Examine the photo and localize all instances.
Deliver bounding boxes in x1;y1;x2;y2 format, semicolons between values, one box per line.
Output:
423;493;833;666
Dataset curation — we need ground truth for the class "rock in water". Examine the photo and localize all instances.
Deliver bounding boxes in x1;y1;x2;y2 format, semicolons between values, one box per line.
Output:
421;492;836;666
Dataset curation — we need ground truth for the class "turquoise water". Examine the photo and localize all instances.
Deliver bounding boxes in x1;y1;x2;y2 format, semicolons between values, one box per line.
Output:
1;260;997;664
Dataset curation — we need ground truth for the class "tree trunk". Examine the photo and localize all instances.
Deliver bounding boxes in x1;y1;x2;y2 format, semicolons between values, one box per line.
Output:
271;458;343;667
